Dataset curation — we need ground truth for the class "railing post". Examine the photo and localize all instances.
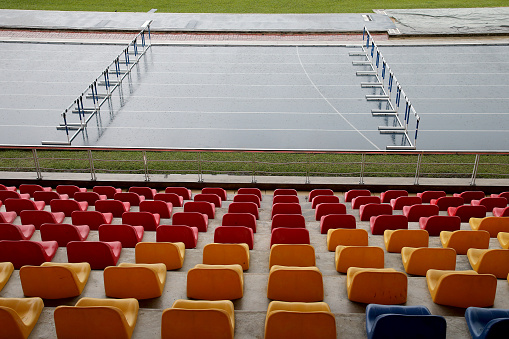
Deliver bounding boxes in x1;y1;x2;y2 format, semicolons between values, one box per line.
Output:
88;149;96;181
470;154;480;186
142;150;149;182
197;152;204;183
414;153;422;185
251;152;257;184
305;153;311;184
32;149;42;180
359;153;365;184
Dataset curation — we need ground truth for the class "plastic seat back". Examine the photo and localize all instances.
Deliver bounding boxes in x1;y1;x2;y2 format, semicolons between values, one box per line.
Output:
448;205;487;222
267;265;323;302
19;184;51;198
202;187;227;201
0;240;57;269
345;189;371;202
184;201;215;219
402;247;456;276
114;192;145;206
390;196;422;210
271;203;301;219
203;243;250;270
403;204;439;222
351;196;381;209
320;214;356;234
0;191;29;204
233;194;260;207
454;191;485;204
165;187;192;200
0;297;44;339
5;198;44;215
140;200;172;219
20;210;65;229
187;264;244;300
94;199;130;218
417;191;446;203
214;226;254;250
40;223;89;246
156;225;199;249
269;244;315;268
129;186;157;200
440;230;490;255
370;215;408;235
73;192;105;206
237;188;262;200
56;185;86;198
172;212;208;232
273;195;299;204
0;223;35;241
271;227;310;247
271;214;306;230
273;189;298;196
227;202;259;219
93;185;121;199
67;241;121;269
327;228;368;251
122;211;160;231
222;213;257;232
335;246;384;273
309;189;334;202
311;195;339;209
465;307;509;339
431;196;464;211
154;193;183;207
0;262;14;291
384;229;429;253
347;267;408;304
135;242;185;270
315;203;347;221
33;190;68;204
194;193;222;207
380;190;408;203
99;224;144;248
104;263;166;299
360;203;393;221
72;210;113;230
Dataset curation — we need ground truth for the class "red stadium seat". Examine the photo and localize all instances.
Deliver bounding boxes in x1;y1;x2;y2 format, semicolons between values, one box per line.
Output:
447;205;487;222
309;189;334;203
228;202;259;219
491;192;509;200
156;225;199;249
129;186;157;200
419;215;461;236
173;212;208;232
122;211;160;231
273;195;300;204
194;193;222;207
214;226;254;250
360;204;393;222
20;210;65;229
56;185;87;198
493;207;509;217
202;187;227;201
33;191;69;204
72;211;113;230
99;224;144;248
73;192;107;206
271;203;302;219
345;189;371;203
370;215;408;235
0;240;58;269
471;197;507;212
320;214;356;234
5;198;45;215
140;200;172;219
0;184;16;191
311;195;340;209
93;185;121;199
0;211;16;224
19;184;52;197
351;196;380;209
0;223;35;240
238;188;262;201
50;199;88;217
67;241;122;270
380;190;408;203
184;201;215;219
403;204;439;222
0;190;30;203
154;193;184;207
271;214;306;230
416;190;446;203
222;213;257;233
453;191;485;204
430;196;464;211
40;223;90;247
165;187;192;200
315;203;347;221
95;199;130;218
114;192;145;206
270;228;310;247
274;189;298;196
233;194;261;207
390;196;422;210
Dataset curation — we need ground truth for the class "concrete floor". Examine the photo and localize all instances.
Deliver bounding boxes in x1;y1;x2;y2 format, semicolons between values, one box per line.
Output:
1;189;509;338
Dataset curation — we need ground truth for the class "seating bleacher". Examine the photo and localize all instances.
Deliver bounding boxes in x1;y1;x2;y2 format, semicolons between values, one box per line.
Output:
416;190;446;203
33;190;68;204
270;227;310;247
214;225;254;250
269;244;315;268
272;195;299;204
172;212;208;232
359;203;392;221
156;225;199;249
73;191;106;206
66;241;122;270
440;230;490;255
184;201;215;219
202;187;227;201
0;240;58;269
315;202;346;221
271;203;302;218
320;214;356;234
430;196;464;211
345;189;371;202
128;186;157;200
222;212;257;232
40;223;90;246
122;211;160;231
370;214;408;235
56;185;87;198
0;190;30;203
238;187;262;200
203;243;250;270
20;210;65;229
71;210;113;230
50;199;88;216
308;189;334;202
194;193;222;207
447;205;487;222
165;187;192;200
5;198;45;215
0;297;44;339
139;200;172;219
401;247;456;276
95;199;130;217
233;193;261;207
104;263;167;299
403;204;439;222
267;265;324;302
92;185;122;199
135;242;185;270
19;184;52;197
390;196;422;210
351;196;380;209
347;267;407;304
380;190;408;203
311;195;339;209
419;215;461;236
453;191;485;204
471;197;507;211
0;223;35;240
227;202;259;219
114;192;145;206
187;264;244;300
154;192;183;207
99;224;144;247
271;214;306;230
335;245;384;273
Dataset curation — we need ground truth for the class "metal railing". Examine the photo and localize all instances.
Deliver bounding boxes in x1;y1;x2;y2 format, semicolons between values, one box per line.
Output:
43;20;152;146
1;146;508;186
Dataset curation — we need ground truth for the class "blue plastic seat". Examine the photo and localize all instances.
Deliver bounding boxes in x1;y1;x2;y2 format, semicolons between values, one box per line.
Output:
366;304;446;339
465;307;509;339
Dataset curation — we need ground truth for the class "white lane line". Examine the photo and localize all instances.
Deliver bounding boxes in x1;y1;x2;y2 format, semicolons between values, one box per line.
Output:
295;46;380;150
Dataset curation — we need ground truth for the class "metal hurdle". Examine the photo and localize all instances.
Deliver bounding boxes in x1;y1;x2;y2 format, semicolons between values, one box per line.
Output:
42;20;153;145
354;27;421;150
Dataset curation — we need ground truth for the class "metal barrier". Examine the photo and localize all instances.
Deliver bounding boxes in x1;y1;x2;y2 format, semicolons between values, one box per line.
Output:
359;27;421;150
1;146;508;186
42;20;153;146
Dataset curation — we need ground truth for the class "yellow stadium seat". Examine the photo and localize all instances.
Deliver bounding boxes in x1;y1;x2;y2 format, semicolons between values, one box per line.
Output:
334;246;384;273
401;247;456;276
426;269;497;308
0;262;14;292
327;228;368;251
440;230;490;255
20;262;90;299
54;297;139;339
269;244;315;268
347;267;407;304
264;301;336;339
104;263;166;299
187;264;243;300
203;243;250;270
384;229;429;253
267;265;324;302
470;217;509;237
0;297;43;339
497;232;509;249
135;242;185;270
467;248;509;279
161;299;234;339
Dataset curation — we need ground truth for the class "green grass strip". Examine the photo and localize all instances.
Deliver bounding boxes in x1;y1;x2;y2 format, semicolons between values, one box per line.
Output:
1;149;508;180
0;0;506;14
